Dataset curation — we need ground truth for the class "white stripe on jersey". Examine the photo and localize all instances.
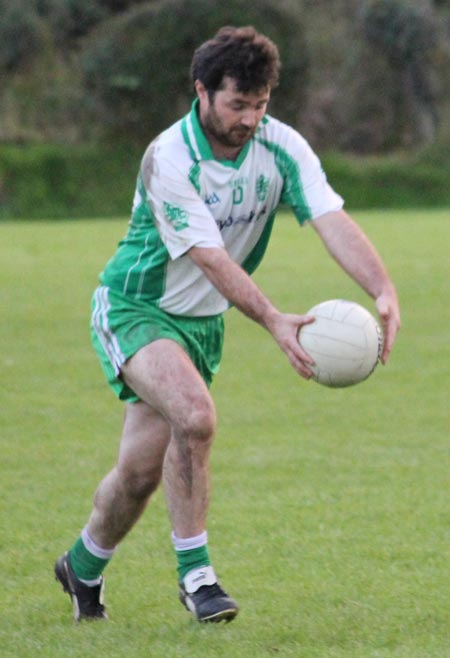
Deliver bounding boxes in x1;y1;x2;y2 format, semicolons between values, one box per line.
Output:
92;287;125;373
184;113;202;161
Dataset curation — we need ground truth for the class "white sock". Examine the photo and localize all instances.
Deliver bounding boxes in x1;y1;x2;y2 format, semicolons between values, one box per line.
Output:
81;526;117;560
77;527;116;587
171;530;208;551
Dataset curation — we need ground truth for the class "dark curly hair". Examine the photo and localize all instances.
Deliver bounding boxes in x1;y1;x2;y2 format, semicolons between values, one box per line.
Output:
191;26;281;98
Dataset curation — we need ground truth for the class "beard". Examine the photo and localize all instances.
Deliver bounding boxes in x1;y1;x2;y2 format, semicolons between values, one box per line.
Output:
202;107;257;148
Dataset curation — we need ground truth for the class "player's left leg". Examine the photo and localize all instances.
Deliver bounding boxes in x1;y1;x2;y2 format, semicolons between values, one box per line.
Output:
121;339;239;623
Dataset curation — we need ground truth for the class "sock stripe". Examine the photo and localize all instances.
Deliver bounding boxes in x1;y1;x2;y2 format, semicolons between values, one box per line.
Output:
81;527;116;560
171;531;208;552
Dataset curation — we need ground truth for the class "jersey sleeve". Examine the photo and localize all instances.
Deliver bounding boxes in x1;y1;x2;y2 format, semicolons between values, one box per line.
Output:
273;122;344;224
142;141;225;260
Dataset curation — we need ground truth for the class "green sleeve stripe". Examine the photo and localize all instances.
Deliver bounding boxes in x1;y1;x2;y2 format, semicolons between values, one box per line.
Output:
181;116;201;193
188;162;201;194
255;137;312;224
181;117;199;162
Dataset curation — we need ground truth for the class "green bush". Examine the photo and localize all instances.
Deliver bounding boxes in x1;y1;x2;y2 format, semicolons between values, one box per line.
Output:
81;0;309;142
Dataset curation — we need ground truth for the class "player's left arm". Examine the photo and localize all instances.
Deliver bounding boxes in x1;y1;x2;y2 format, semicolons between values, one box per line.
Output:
312;209;401;364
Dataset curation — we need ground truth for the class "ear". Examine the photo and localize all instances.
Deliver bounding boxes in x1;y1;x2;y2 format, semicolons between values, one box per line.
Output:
194;79;206;96
194;80;210;111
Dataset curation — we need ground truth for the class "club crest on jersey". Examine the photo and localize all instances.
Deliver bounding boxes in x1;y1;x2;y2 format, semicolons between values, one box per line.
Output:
256;175;270;202
163;201;189;232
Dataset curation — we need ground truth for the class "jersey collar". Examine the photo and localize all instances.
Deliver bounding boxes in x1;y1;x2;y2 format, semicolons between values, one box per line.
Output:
182;99;253;169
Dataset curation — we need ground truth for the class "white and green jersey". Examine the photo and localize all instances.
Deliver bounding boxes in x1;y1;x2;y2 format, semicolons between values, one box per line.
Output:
100;100;344;316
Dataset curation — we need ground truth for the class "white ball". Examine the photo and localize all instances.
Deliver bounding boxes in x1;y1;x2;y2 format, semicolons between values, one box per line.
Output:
298;299;383;388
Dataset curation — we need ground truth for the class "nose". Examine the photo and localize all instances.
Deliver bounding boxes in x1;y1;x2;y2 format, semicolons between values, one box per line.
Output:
240;109;258;128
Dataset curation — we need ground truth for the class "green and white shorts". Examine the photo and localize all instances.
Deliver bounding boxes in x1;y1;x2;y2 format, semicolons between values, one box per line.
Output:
91;286;225;402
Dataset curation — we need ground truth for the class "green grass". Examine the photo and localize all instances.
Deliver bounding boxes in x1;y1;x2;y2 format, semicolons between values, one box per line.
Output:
1;209;449;658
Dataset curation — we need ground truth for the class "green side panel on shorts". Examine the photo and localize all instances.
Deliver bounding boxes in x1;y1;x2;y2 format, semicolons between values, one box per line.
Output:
100;174;169;304
255;137;312;224
91;318;134;402
241;209;277;276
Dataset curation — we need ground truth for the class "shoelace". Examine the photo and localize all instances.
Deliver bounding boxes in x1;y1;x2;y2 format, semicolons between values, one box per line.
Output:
193;582;227;601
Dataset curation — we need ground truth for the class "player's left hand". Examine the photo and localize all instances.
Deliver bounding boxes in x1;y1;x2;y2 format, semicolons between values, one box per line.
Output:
375;286;401;364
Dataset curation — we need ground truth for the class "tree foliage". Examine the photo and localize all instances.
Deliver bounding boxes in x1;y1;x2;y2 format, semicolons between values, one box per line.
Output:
33;0;148;46
339;0;440;151
363;0;437;64
0;0;48;71
0;0;449;153
81;0;309;141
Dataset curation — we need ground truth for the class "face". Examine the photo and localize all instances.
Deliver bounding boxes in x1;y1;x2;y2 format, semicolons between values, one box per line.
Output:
196;77;271;152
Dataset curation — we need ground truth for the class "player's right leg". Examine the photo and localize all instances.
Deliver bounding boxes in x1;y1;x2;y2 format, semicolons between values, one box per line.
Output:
87;401;171;549
55;401;170;622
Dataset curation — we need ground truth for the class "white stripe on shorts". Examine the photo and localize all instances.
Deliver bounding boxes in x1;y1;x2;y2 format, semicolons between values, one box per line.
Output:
92;286;126;374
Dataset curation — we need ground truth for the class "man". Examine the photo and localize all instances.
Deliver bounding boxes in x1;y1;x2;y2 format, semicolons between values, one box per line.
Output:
55;26;400;624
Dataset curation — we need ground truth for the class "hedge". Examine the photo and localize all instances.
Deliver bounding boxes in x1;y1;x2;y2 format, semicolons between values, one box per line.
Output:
1;143;449;220
322;152;450;210
0;143;141;219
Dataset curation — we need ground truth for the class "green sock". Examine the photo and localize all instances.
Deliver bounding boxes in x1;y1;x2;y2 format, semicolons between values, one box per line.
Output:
176;545;211;582
69;536;110;581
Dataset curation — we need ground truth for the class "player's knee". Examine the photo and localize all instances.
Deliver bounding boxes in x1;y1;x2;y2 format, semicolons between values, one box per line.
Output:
177;396;216;445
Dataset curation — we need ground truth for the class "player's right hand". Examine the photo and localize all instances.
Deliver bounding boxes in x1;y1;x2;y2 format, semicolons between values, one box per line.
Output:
266;311;316;379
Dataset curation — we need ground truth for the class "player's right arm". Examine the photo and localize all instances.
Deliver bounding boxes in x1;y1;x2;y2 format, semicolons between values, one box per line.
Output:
189;245;315;379
143;134;312;377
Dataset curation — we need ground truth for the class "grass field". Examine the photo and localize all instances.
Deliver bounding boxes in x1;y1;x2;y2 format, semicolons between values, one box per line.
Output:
1;209;449;658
